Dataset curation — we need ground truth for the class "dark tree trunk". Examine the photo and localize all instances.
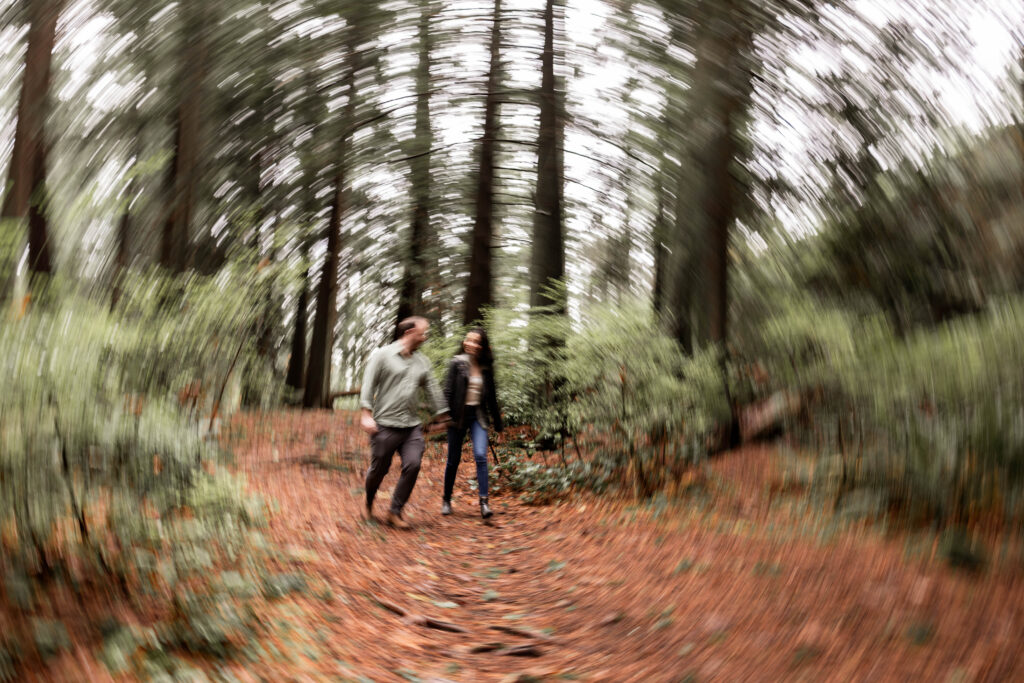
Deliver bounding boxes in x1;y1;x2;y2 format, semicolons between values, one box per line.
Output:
285;65;322;393
691;1;752;347
529;0;565;313
303;32;361;410
397;0;434;328
26;135;52;276
652;171;667;315
666;127;695;354
303;167;347;408
160;4;207;273
464;0;502;325
1;0;62;297
111;194;131;309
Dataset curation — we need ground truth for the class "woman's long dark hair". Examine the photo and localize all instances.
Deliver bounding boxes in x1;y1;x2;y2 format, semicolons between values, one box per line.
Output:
458;327;494;370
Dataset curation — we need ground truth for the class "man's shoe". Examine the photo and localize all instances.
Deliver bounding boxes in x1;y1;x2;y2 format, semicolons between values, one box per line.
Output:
479;497;493;519
362;502;375;523
386;511;412;529
441;500;453;516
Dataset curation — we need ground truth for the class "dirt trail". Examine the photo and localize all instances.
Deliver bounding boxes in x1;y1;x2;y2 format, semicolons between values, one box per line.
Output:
16;410;1024;682
210;411;1023;682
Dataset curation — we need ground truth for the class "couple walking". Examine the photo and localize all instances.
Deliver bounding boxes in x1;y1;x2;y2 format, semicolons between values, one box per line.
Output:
358;316;503;528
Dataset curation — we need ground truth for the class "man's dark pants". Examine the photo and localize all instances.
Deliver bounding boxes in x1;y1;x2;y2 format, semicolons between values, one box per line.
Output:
365;425;424;515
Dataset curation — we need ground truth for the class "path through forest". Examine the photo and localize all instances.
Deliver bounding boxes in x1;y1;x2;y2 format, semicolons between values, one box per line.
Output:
208;411;1023;682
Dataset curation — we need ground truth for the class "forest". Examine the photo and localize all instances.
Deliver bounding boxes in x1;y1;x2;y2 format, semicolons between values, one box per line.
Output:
1;0;1023;680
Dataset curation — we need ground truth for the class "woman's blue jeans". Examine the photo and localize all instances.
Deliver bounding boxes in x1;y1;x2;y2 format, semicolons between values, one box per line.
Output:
444;413;489;500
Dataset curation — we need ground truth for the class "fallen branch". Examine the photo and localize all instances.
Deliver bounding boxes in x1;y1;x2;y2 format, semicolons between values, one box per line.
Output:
371;594;468;633
496;643;544;657
489;624;556;642
288;455;356;472
468;642;505;654
421;617;468;633
372;596;407;616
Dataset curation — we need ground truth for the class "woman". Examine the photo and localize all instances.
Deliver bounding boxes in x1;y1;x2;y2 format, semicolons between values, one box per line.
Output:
442;327;503;519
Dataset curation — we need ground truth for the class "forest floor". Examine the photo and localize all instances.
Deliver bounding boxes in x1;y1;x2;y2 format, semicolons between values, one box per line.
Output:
17;410;1024;682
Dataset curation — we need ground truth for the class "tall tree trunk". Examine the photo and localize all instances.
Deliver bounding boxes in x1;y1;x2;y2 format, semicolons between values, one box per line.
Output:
397;0;434;328
529;0;565;313
1;0;62;298
303;32;361;410
464;0;502;325
111;192;131;310
303;170;345;409
667;128;695;354
160;4;207;273
691;1;752;347
285;65;322;394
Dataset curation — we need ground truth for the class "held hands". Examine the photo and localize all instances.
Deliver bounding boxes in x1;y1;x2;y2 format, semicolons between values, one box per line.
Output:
424;414;451;434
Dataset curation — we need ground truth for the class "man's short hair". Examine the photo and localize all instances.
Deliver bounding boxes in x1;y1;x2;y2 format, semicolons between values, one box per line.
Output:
396;316;426;338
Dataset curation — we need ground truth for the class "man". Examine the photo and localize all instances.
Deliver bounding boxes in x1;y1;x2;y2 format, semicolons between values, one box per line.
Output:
359;316;449;528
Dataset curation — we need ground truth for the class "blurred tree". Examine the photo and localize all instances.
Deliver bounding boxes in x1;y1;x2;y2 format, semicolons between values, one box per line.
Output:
304;8;385;409
397;0;436;328
529;0;565;314
160;1;210;273
687;0;755;347
464;0;503;325
1;0;64;295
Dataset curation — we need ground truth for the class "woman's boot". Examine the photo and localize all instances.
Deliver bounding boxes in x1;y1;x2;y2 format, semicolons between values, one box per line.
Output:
479;497;493;519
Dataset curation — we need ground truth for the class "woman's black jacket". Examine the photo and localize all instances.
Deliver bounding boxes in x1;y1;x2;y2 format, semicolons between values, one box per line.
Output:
443;354;503;432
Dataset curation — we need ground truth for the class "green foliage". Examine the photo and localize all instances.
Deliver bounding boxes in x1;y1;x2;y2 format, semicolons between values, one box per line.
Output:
492;451;607;505
828;297;1024;522
746;290;1024;524
564;303;727;494
113;253;296;410
0;265;281;669
423;302;728;498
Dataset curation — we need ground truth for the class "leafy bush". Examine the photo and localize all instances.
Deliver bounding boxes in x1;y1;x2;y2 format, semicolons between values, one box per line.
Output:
829;297;1024;523
113;255;293;413
0;264;284;675
747;292;1024;525
562;303;728;495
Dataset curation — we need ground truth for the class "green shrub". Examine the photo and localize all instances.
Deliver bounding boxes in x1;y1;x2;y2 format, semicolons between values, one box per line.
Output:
749;293;1024;525
562;303;727;495
0;262;282;671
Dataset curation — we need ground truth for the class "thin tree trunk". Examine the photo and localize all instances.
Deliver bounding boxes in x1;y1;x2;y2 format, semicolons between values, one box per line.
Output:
285;261;309;392
652;170;667;315
160;4;207;273
529;0;564;313
397;0;434;328
1;0;62;298
464;0;502;325
111;123;144;310
303;31;362;410
111;199;131;310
